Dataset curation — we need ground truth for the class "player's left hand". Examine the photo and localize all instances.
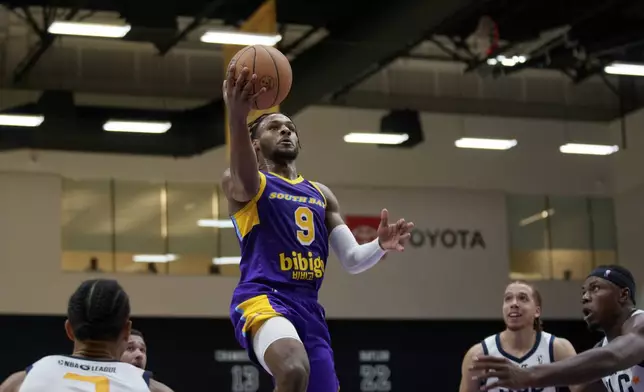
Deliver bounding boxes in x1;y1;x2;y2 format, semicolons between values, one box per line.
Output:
470;355;536;391
377;209;414;251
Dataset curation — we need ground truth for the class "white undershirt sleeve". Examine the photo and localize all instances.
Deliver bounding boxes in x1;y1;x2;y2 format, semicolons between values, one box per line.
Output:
329;224;387;274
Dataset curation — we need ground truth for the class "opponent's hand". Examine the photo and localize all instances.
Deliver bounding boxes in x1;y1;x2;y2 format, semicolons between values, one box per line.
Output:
222;64;267;120
376;209;414;251
470;355;536;391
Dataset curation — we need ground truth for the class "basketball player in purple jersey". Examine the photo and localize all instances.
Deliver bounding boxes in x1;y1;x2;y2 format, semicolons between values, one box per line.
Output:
222;65;414;392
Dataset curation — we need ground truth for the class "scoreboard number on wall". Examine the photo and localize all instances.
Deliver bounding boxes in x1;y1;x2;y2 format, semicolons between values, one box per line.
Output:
215;350;261;392
359;350;392;392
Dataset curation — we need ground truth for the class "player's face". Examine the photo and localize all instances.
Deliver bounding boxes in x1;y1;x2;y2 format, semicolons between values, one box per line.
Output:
257;113;300;162
120;335;147;369
581;277;621;331
502;283;540;331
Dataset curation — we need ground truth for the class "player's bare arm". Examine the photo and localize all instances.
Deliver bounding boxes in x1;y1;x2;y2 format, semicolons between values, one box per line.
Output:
0;371;25;392
472;314;644;389
314;182;414;274
150;379;174;392
459;343;484;392
221;63;267;204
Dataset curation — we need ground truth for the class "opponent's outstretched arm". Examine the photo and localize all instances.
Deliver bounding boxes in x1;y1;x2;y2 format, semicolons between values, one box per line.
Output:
314;182;413;274
472;315;644;389
221;63;267;203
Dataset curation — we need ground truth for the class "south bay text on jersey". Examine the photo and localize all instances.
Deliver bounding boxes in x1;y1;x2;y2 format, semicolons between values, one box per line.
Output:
231;171;330;291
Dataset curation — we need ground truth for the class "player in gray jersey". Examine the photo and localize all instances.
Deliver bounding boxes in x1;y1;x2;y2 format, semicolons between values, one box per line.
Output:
472;265;644;392
460;280;581;392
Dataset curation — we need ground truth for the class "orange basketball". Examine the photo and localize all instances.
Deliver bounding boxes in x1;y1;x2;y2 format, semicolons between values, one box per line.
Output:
229;45;293;110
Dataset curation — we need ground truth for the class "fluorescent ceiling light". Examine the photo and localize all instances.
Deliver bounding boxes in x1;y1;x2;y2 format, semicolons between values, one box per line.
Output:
343;132;409;145
519;209;555;227
48;21;131;38
559;143;619;156
197;219;234;228
103;120;172;134
455;137;518;150
213;257;241;265
604;62;644;77
133;254;178;263
200;31;282;46
0;114;44;127
487;55;528;67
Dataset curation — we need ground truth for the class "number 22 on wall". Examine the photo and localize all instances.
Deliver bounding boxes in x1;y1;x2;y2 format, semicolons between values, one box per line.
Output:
64;373;109;392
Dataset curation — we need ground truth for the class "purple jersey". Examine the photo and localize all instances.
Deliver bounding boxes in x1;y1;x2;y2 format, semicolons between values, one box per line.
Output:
231;171;329;293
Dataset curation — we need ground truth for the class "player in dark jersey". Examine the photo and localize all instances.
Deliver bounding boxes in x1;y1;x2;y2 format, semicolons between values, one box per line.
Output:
120;329;174;392
471;265;644;392
0;279;168;392
222;65;414;392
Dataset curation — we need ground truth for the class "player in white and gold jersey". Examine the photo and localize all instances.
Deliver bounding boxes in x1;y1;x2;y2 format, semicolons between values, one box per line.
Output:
459;280;580;392
472;265;644;392
0;279;169;392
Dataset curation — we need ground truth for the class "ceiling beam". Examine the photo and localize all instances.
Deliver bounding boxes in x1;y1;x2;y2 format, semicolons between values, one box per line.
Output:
280;0;476;115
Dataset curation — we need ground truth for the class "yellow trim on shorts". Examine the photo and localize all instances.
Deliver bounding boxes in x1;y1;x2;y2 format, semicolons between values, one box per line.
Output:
236;294;282;337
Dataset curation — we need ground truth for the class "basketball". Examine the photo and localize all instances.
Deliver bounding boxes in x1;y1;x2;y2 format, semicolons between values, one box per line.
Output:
229;45;293;110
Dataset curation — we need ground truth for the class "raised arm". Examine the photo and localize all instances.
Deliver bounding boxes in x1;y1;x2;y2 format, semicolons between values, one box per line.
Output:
314;182;413;274
473;316;644;389
460;344;484;392
0;372;25;392
221;63;267;203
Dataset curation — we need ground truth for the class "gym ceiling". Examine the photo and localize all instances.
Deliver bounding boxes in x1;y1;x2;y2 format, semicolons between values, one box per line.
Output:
0;0;643;156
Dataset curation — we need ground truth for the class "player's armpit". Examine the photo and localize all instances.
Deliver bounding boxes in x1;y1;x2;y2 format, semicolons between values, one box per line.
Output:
222;167;260;204
460;344;484;392
0;371;25;392
149;379;174;392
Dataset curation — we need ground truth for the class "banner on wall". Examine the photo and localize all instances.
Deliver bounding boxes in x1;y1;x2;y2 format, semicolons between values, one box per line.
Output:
345;214;487;250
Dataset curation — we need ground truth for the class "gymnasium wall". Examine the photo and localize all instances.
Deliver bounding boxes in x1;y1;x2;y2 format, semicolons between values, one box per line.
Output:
613;107;644;302
0;105;626;320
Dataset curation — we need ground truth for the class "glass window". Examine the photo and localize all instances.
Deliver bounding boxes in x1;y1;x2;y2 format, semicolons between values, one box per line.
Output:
166;182;219;276
506;195;550;280
113;180;168;274
216;187;242;277
61;178;243;277
61;179;115;272
507;194;617;281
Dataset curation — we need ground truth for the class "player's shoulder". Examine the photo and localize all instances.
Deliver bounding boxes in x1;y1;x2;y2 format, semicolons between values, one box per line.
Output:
465;341;486;358
309;181;336;202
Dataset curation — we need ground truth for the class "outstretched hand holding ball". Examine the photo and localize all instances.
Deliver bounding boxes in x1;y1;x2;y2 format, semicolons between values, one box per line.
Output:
223;44;293;118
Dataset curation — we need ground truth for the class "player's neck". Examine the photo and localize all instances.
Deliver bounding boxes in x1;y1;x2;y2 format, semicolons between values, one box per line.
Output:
501;328;537;352
266;162;298;180
72;341;120;360
604;308;636;340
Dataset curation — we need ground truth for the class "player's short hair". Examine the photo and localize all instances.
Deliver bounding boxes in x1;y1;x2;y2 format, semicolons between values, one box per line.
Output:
509;280;543;332
248;113;273;140
248;112;301;148
130;328;144;339
67;279;130;342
